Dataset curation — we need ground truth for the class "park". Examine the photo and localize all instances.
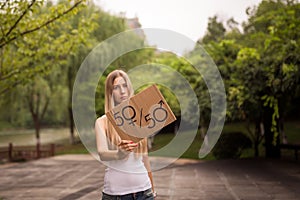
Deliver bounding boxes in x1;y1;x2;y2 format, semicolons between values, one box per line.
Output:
0;0;300;199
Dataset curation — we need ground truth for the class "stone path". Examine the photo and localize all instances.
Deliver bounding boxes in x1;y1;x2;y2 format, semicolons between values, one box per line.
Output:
0;155;299;200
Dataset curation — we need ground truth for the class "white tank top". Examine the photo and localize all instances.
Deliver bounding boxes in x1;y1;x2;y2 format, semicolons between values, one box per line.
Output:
103;153;152;195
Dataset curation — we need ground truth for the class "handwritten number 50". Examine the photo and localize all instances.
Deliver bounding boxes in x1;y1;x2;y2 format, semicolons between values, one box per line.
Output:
113;103;168;129
114;106;136;126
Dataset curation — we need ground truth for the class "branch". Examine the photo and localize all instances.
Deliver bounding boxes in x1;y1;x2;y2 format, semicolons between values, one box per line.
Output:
0;61;53;95
0;47;3;76
0;0;9;10
36;92;40;117
41;97;50;120
0;59;40;81
0;80;23;96
25;86;34;114
0;68;21;81
5;0;37;39
0;0;83;48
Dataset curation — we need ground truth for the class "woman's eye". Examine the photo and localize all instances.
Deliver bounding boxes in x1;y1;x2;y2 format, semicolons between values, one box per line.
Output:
113;86;119;90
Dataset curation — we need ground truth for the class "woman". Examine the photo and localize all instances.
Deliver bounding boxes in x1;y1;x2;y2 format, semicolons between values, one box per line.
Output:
95;69;156;200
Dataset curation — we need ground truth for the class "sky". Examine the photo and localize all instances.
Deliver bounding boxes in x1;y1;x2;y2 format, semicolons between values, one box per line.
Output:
93;0;262;53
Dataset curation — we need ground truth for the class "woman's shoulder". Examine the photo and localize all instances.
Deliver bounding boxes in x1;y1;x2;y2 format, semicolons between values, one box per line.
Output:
98;115;107;120
96;115;107;122
95;115;108;131
95;115;107;125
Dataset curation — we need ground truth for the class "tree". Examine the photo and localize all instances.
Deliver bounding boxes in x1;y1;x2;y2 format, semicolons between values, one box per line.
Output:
61;3;99;144
24;76;51;144
230;47;265;157
201;15;226;44
0;0;85;95
63;4;130;143
191;0;300;158
242;0;300;158
0;0;84;49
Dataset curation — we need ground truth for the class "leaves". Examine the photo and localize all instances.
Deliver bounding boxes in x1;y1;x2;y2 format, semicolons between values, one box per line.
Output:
0;0;87;95
0;1;129;129
0;0;85;48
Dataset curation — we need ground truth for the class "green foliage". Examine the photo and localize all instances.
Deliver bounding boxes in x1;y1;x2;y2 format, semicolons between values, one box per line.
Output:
0;0;85;48
0;89;32;128
55;141;89;155
186;0;300;158
0;0;86;95
0;0;299;160
213;132;252;159
241;1;300;154
0;0;144;131
201;15;226;44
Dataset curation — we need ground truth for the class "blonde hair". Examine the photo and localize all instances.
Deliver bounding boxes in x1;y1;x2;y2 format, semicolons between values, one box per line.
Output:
105;69;147;154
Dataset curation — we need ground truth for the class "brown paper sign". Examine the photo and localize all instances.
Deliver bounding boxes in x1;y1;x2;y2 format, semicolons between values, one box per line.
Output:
106;84;177;142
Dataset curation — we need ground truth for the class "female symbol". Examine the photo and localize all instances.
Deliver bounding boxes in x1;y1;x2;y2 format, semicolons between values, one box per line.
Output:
122;105;136;126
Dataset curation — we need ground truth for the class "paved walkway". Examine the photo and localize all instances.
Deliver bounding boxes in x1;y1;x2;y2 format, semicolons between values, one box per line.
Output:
0;155;299;200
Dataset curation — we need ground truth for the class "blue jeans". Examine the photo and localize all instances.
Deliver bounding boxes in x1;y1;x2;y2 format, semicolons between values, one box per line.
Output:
102;188;154;200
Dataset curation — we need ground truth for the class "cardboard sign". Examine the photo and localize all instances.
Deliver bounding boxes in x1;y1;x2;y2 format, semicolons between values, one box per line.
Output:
106;84;177;142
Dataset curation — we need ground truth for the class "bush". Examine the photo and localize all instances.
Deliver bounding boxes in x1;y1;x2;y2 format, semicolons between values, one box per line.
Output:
213;132;252;159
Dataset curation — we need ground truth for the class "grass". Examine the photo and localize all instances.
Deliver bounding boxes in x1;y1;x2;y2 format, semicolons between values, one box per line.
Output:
2;121;299;161
54;120;300;160
283;120;300;142
150;120;300;160
54;138;89;155
55;142;89;155
150;131;215;160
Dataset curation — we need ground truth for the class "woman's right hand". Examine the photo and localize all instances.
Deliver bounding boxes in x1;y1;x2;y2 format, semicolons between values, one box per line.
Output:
118;140;138;152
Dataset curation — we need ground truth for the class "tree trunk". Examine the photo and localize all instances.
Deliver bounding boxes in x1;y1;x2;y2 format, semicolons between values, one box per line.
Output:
279;117;287;144
263;106;280;158
254;120;260;157
33;115;41;158
68;105;75;144
253;116;264;157
254;142;259;157
67;60;76;145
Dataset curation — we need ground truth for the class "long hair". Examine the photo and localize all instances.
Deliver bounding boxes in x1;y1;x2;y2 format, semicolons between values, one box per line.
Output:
105;69;147;154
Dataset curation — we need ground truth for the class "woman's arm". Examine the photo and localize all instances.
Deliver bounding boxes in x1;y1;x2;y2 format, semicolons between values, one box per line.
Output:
95;117;137;161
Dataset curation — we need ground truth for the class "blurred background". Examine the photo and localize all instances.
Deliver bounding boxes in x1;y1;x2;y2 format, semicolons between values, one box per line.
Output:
0;0;299;162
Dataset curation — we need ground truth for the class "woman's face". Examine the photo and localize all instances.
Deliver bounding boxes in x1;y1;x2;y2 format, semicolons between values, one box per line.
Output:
112;76;129;105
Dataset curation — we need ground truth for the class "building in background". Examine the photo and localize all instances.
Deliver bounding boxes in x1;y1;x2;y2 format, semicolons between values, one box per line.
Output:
126;17;146;41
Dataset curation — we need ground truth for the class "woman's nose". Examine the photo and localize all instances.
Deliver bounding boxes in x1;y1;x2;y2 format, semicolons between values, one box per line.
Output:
120;86;125;93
